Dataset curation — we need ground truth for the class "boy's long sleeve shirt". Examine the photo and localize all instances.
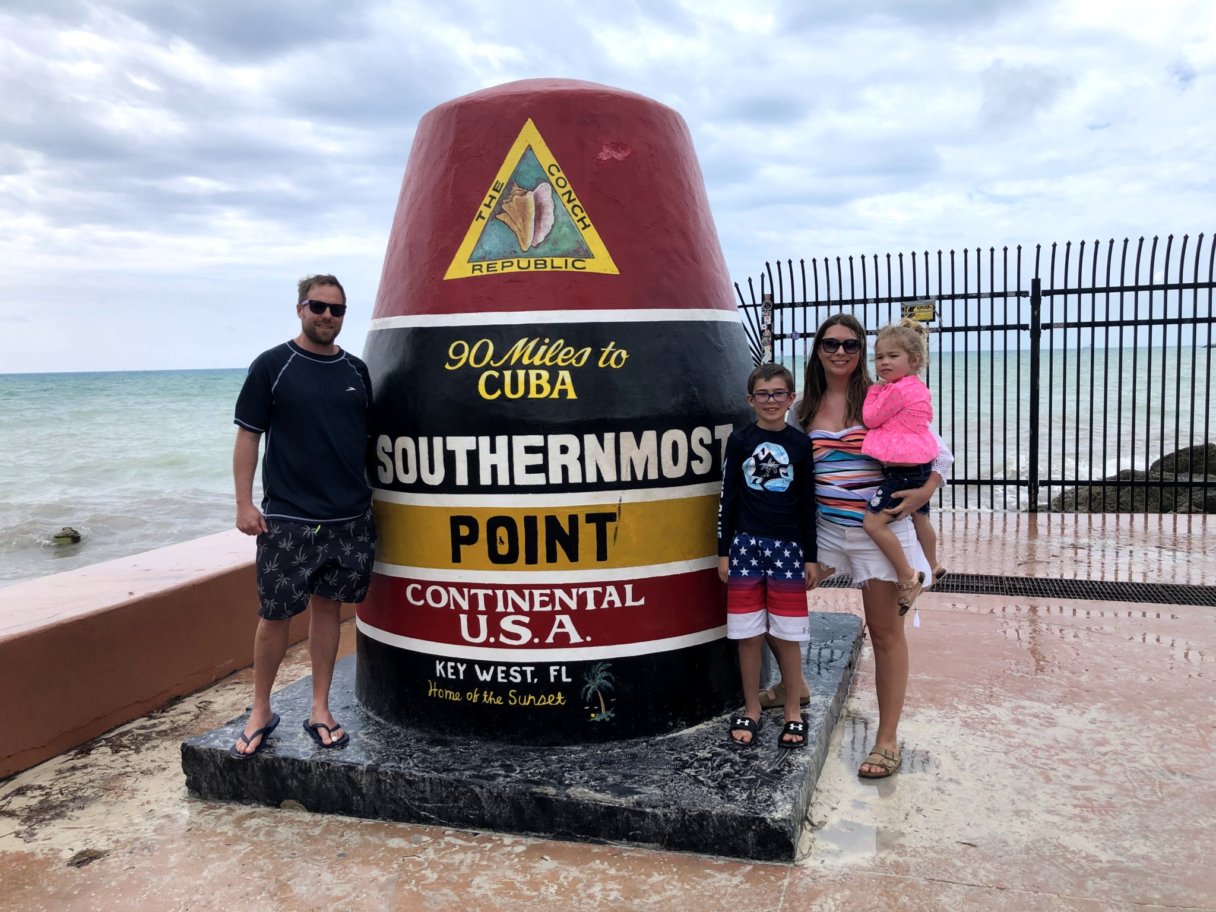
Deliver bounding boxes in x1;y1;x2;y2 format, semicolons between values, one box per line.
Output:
717;422;817;562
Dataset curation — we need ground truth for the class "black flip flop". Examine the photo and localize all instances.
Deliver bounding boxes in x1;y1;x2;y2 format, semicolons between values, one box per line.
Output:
303;718;350;749
229;713;280;760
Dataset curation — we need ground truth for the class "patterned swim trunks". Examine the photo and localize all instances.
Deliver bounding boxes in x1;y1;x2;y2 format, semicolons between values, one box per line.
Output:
725;533;810;642
254;508;377;620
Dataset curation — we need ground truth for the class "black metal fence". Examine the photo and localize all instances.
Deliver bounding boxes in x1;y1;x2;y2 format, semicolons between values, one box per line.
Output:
735;235;1216;512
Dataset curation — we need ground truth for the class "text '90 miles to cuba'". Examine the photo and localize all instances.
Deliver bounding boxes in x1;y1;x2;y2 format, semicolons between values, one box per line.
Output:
444;335;627;400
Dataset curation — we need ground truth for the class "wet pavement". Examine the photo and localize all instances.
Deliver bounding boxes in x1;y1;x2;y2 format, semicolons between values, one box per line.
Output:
1;512;1214;911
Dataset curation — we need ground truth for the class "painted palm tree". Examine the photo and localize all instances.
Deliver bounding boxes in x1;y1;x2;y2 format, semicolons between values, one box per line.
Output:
581;662;615;722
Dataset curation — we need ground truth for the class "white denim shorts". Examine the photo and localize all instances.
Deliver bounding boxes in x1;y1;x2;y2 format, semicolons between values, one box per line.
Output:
816;515;933;587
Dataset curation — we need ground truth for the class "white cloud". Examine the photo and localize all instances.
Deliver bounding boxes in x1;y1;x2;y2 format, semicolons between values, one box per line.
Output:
1;0;1212;372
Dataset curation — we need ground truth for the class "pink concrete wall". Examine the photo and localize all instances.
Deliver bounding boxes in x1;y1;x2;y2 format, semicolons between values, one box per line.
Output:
0;530;353;779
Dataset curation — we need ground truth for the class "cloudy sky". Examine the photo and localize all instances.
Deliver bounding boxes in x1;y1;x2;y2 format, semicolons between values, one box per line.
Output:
2;0;1212;373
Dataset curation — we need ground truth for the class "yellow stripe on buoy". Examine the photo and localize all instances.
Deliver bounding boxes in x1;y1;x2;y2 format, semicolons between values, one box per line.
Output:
372;494;717;572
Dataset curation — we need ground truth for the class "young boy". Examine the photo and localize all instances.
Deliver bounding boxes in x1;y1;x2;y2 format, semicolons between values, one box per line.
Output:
717;363;819;748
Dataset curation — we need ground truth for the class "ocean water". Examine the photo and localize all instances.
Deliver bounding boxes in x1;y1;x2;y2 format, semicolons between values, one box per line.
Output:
3;347;1212;585
783;346;1216;511
930;346;1215;510
0;369;249;586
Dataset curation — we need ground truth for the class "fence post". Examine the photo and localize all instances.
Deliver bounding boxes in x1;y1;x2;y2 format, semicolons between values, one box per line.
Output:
1028;277;1042;512
760;293;773;362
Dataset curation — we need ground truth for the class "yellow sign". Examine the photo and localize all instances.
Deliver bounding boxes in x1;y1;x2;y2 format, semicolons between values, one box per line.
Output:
444;119;619;279
373;494;716;572
902;300;936;322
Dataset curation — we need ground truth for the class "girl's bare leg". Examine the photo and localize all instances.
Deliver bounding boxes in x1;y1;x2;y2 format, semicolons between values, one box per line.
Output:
862;511;915;583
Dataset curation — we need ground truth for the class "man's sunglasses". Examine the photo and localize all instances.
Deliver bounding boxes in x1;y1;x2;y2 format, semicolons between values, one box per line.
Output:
820;338;861;354
302;300;347;317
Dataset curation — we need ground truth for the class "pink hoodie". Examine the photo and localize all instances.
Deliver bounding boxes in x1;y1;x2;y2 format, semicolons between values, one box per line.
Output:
860;375;939;464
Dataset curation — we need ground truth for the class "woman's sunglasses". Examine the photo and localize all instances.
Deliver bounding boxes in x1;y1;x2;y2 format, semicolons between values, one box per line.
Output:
819;337;861;354
303;300;348;317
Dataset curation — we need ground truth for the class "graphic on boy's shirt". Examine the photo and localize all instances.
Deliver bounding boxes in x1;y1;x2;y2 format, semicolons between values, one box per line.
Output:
743;442;793;492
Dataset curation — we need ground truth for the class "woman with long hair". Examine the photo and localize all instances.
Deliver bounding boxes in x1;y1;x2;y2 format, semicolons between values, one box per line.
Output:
795;313;951;778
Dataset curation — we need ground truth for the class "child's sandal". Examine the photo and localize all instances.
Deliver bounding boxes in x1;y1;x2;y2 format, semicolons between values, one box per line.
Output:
778;719;808;749
728;715;760;747
897;571;925;615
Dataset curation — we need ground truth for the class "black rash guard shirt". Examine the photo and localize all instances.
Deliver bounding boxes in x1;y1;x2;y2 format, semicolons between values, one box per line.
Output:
234;340;373;523
716;421;817;561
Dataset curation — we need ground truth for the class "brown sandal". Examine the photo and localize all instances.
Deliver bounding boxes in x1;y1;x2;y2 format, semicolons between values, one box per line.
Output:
897;572;925;615
758;681;811;709
858;746;902;779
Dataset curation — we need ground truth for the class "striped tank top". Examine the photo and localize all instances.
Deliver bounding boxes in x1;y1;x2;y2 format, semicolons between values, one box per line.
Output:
810;426;884;527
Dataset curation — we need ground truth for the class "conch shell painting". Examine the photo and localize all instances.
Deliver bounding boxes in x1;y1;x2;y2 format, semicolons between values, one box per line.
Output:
495;181;555;251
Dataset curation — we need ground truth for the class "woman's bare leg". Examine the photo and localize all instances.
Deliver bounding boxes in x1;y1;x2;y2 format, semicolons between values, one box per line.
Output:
859;580;908;775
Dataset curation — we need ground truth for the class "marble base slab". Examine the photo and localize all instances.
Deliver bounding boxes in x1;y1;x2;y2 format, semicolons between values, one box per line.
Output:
181;611;862;862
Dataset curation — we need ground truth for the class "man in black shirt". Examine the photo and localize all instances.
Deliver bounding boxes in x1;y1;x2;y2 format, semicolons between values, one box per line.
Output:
229;274;376;758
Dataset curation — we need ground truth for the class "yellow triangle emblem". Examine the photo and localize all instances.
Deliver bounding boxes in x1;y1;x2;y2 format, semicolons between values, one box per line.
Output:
444;119;619;280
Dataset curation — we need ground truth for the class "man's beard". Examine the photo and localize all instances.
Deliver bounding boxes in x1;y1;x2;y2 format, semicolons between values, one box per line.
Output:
303;323;339;346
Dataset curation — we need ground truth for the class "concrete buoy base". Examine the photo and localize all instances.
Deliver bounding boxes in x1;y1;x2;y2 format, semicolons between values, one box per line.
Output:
182;612;861;862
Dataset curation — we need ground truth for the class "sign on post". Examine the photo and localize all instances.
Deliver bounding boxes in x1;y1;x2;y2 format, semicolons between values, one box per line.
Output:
902;299;937;323
760;293;773;363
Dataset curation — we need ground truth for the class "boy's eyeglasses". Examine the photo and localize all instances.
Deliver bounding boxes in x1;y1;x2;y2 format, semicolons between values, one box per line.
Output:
750;390;792;403
303;300;348;317
820;338;861;354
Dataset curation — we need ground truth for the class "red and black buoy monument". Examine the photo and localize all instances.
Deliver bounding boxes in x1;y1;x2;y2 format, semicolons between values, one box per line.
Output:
181;79;855;862
357;79;754;742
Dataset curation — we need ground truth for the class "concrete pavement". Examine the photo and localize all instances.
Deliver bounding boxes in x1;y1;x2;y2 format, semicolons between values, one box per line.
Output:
2;512;1213;911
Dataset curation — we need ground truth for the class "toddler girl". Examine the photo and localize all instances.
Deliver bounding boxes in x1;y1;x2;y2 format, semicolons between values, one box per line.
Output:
861;319;943;611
